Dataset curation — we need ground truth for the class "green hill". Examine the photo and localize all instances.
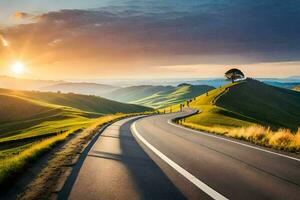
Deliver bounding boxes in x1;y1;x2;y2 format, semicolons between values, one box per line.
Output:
104;84;215;108
179;79;300;131
0;94;59;123
215;79;300;130
0;88;152;115
0;88;152;145
0;95;79;141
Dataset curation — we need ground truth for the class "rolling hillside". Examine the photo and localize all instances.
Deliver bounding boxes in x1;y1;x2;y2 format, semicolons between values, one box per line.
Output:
180;79;300;131
103;84;215;108
0;94;56;123
40;82;118;96
0;88;152;115
0;94;82;141
0;88;152;148
216;79;300;130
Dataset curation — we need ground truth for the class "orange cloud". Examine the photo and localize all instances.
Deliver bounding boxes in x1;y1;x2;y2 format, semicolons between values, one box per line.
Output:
12;11;35;20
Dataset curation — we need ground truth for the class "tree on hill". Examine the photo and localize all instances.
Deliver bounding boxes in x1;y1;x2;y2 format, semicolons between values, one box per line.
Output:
225;68;245;83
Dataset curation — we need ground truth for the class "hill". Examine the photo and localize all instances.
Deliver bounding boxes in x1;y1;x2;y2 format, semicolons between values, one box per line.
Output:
216;79;300;130
103;84;215;108
0;88;152;144
0;88;152;115
179;79;300;131
40;82;118;96
0;94;59;123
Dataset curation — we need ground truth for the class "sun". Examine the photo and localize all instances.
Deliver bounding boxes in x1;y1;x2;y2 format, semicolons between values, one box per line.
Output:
11;61;25;74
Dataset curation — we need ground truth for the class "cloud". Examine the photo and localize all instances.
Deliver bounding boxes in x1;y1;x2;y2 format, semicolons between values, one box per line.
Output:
1;0;300;78
12;11;35;20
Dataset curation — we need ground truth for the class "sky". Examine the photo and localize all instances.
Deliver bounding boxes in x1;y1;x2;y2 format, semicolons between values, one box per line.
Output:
0;0;300;80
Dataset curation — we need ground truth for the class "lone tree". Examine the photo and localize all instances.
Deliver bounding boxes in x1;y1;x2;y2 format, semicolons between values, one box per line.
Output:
225;68;245;83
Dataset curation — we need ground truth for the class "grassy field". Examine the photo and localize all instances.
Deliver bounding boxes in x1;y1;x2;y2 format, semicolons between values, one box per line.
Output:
0;88;151;114
104;84;214;108
0;88;152;187
171;79;300;151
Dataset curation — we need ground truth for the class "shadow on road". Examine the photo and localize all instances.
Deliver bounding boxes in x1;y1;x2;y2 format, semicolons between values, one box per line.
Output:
117;118;186;200
58;117;186;200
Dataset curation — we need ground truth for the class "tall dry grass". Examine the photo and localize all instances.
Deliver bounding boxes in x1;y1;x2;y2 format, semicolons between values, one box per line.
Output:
228;126;300;151
181;121;300;152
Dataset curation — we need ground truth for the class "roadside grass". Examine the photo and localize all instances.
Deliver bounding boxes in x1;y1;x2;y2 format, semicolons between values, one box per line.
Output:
228;126;300;151
180;122;300;152
0;129;77;185
19;113;135;199
0;113;128;188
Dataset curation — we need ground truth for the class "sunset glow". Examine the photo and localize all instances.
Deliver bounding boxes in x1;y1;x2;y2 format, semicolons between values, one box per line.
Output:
11;61;25;74
0;1;299;80
0;35;9;47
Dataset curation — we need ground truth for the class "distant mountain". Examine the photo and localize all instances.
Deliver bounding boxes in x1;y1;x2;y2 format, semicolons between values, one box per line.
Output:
288;76;300;80
103;84;215;108
0;75;63;91
262;81;300;89
40;82;119;96
0;76;118;96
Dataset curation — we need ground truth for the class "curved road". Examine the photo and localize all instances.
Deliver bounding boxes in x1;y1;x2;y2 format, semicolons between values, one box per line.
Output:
61;109;300;200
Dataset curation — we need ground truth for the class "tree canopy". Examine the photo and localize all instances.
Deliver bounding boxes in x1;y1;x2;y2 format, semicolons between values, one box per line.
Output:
225;68;245;83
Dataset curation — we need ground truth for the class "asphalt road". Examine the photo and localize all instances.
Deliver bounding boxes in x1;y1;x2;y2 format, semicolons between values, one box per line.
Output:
64;110;300;200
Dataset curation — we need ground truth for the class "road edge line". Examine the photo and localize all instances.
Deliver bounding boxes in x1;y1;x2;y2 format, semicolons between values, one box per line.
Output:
131;121;228;200
168;120;300;162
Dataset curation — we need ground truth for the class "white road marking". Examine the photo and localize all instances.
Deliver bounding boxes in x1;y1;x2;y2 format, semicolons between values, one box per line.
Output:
131;121;228;200
168;118;300;162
